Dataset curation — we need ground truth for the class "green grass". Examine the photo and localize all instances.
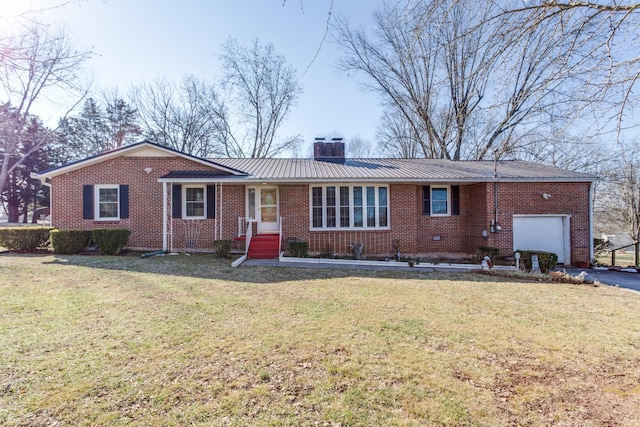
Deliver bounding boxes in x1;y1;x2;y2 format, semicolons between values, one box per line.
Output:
1;254;639;426
597;251;638;267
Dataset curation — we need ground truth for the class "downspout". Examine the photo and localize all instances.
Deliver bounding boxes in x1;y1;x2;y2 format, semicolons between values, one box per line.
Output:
492;154;500;234
589;181;594;264
162;182;167;252
494;181;499;227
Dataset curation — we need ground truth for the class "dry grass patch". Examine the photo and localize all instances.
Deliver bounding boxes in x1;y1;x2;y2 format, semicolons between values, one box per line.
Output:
1;253;639;426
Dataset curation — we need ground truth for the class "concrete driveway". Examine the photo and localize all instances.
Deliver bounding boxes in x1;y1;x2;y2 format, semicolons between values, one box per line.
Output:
562;268;640;293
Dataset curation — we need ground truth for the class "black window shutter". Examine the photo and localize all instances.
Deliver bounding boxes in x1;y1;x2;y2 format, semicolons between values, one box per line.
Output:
422;185;431;216
451;185;460;216
172;184;182;218
82;185;94;219
119;185;129;219
206;185;216;219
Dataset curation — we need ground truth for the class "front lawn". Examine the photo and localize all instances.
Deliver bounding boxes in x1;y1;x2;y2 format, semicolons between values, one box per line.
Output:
1;254;639;426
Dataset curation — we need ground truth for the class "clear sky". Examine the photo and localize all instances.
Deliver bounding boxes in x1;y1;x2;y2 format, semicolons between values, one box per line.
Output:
1;0;386;155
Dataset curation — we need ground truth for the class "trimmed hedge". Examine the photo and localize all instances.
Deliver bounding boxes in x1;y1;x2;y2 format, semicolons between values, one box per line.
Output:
289;241;308;258
92;229;131;255
0;227;52;251
214;239;232;258
50;229;92;254
515;250;558;273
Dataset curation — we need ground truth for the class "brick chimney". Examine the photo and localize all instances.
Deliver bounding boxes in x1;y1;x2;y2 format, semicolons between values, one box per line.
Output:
313;137;345;163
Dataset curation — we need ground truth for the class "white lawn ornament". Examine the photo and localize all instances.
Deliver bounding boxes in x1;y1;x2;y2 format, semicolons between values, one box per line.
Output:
481;256;493;270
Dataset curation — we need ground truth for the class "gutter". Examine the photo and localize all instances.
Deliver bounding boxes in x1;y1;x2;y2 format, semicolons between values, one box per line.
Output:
156;177;598;185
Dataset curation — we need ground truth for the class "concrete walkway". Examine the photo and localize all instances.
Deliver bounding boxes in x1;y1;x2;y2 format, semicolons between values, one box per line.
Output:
241;258;438;272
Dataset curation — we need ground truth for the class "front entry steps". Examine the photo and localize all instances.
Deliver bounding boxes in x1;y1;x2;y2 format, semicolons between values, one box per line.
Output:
247;234;280;259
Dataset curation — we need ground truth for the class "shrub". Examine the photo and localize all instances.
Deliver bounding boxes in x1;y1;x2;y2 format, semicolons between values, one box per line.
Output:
477;246;500;260
288;241;308;258
0;227;51;252
593;238;608;257
50;229;92;254
214;239;232;258
350;242;363;260
320;245;334;258
92;229;131;255
515;250;558;273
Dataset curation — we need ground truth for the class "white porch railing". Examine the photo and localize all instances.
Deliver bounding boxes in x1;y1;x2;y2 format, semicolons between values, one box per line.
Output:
237;217;249;237
245;219;253;254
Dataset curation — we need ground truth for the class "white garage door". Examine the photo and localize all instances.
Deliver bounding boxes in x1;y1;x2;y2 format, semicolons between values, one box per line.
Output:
513;216;568;264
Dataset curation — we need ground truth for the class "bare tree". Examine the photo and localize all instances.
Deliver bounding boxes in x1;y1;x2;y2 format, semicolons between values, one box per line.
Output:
0;21;91;200
347;135;375;158
131;75;227;158
491;1;640;138
220;38;303;158
598;143;640;249
334;0;607;160
377;109;423;159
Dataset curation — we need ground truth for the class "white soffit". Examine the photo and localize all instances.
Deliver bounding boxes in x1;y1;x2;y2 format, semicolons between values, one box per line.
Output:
124;147;177;157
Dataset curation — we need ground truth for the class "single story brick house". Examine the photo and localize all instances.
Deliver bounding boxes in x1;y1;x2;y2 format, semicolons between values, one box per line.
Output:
33;139;597;265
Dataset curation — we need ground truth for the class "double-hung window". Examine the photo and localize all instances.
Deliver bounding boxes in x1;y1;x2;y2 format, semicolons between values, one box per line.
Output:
95;185;120;220
83;184;129;221
422;185;460;216
184;186;206;219
310;184;389;229
431;187;449;215
171;184;215;220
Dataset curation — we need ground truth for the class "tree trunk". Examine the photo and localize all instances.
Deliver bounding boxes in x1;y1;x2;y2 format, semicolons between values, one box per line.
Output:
7;204;20;223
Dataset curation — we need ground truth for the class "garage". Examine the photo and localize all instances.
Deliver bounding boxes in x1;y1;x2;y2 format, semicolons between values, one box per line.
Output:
513;215;570;264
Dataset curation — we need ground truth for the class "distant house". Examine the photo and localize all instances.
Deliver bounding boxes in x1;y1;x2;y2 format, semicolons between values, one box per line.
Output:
33;139;597;265
602;233;635;252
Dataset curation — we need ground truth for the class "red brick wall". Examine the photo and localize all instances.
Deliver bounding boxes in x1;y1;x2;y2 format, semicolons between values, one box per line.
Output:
479;181;591;265
276;182;590;264
279;184;309;243
51;156;244;251
467;183;490;254
52;156;591;264
416;185;469;254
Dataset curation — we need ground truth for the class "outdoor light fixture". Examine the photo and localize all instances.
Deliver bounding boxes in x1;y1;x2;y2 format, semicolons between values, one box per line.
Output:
542;193;552;200
144;167;153;174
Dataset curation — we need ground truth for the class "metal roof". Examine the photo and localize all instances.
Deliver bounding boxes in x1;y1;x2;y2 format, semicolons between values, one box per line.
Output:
30;140;597;185
208;158;597;183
